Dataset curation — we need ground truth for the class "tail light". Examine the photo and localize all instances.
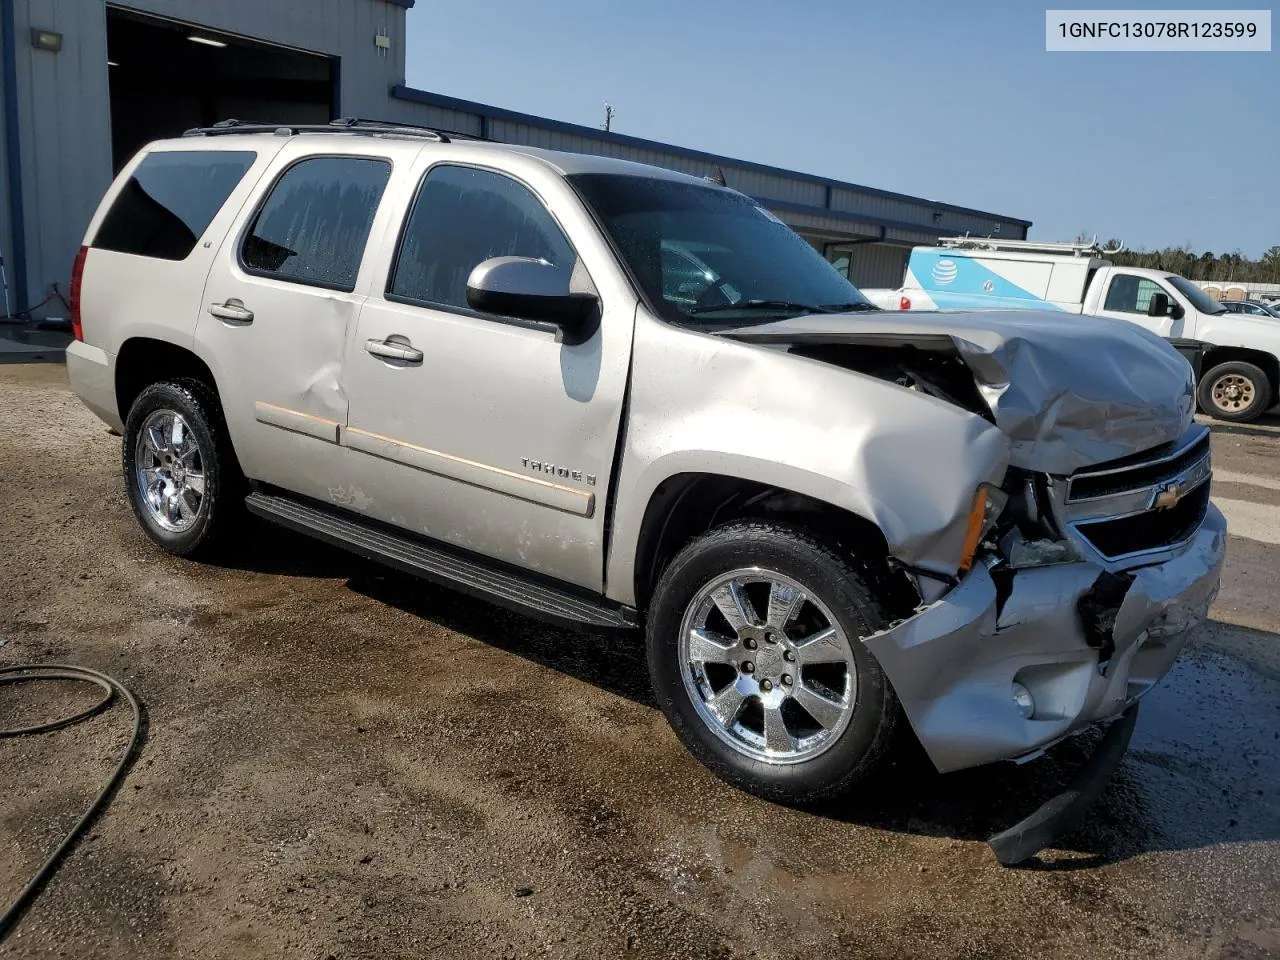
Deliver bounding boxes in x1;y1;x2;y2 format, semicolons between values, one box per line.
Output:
69;245;88;341
898;296;912;311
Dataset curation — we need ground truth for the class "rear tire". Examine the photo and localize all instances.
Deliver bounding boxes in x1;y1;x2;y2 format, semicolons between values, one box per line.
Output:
1197;361;1271;422
646;521;900;804
122;379;244;559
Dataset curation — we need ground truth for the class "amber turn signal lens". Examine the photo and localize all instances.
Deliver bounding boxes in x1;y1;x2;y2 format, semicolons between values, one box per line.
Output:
957;488;990;574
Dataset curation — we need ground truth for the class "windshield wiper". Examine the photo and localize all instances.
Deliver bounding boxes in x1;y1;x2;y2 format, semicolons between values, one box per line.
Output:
687;299;881;318
819;301;879;313
687;299;825;316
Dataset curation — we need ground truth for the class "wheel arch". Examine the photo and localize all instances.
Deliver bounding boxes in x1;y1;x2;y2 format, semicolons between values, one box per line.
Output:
626;472;917;616
115;337;221;420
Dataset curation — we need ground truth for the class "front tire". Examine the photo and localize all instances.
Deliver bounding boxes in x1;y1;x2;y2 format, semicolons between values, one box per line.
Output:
122;379;243;559
646;521;900;804
1198;361;1272;422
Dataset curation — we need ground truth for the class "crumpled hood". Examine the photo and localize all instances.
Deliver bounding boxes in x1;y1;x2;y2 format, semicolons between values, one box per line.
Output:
718;309;1196;475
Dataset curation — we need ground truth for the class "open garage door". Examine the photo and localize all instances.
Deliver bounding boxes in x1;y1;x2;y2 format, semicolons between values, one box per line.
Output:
106;7;337;171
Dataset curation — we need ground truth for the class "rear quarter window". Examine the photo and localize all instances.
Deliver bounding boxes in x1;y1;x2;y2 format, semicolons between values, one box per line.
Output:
93;150;257;261
241;156;392;292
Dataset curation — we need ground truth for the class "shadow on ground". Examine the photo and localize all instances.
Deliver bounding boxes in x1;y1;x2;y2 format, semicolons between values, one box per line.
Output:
219;517;1280;870
0;327;72;364
1200;405;1280;437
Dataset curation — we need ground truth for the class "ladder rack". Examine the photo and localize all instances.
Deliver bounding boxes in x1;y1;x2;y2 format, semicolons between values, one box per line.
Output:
938;235;1124;257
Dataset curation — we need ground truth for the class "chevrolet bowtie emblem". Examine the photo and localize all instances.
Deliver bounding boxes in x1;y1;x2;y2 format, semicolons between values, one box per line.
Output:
1152;482;1183;511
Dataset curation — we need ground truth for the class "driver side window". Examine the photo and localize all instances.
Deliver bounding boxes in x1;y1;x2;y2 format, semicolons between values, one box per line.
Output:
388;164;576;312
1103;275;1166;314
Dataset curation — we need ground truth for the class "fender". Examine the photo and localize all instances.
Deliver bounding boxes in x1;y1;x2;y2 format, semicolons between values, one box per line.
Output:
1194;313;1280;363
604;311;1010;607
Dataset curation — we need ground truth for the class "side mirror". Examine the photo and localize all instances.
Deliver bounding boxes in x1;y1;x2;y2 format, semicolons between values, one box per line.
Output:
466;257;597;339
1147;292;1170;318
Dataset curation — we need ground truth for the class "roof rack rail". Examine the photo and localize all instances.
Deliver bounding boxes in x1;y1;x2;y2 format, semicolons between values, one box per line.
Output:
938;234;1124;257
182;117;451;143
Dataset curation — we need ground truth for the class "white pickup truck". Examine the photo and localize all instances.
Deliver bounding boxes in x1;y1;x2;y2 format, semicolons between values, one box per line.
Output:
864;238;1280;423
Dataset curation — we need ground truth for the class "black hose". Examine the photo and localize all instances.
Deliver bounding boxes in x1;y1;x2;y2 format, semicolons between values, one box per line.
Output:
0;664;144;942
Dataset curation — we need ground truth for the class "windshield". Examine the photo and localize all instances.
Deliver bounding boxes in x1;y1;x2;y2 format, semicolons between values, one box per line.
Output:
1166;275;1227;315
568;173;875;324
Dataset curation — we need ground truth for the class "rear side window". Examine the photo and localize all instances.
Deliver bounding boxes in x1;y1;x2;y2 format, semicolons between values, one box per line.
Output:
388;164;575;310
241;156;391;292
93;150;256;261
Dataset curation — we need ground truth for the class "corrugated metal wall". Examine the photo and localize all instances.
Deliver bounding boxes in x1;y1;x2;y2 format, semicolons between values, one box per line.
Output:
1;0;405;309
7;0;113;312
830;187;1007;238
480;117;834;209
847;244;911;289
771;208;885;241
0;20;11;310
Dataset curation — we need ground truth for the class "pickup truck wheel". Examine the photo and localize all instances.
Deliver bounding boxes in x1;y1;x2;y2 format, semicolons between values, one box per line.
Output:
122;380;242;559
647;521;899;804
1198;361;1271;422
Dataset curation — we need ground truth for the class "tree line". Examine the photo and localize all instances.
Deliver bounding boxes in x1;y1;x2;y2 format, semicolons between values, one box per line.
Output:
1080;238;1280;284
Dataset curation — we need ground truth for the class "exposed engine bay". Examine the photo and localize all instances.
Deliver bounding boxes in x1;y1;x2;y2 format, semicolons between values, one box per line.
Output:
788;342;994;420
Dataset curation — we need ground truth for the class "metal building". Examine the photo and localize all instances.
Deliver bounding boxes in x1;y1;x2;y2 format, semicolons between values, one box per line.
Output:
0;0;1030;319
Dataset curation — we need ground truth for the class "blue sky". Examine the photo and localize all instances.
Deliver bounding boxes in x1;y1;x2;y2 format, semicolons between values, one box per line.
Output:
405;1;1278;257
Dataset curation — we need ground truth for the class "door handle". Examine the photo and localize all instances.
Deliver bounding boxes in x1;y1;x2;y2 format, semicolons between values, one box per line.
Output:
364;337;423;364
208;299;254;324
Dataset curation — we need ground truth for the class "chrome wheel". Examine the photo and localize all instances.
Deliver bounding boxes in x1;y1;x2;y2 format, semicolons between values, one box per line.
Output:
1211;373;1256;413
678;568;857;765
134;409;205;533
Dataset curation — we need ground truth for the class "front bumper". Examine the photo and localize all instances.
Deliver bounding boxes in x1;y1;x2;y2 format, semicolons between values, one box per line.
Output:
865;503;1226;773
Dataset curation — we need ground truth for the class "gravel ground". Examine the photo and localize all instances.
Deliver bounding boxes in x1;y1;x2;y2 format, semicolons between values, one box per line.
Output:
1;362;1277;959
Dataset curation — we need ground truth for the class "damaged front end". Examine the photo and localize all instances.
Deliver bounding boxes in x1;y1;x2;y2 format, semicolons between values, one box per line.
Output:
713;308;1224;860
717;309;1224;773
866;425;1225;774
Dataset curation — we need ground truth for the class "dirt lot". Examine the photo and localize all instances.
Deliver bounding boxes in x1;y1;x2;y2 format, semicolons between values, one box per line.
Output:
2;362;1278;959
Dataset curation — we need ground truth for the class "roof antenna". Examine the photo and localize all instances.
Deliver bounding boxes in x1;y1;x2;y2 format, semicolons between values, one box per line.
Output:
707;167;727;187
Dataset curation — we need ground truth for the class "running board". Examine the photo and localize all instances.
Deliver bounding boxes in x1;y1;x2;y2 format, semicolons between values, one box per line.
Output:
245;491;638;632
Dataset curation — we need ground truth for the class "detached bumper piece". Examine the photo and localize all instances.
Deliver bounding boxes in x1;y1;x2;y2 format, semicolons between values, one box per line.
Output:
987;704;1139;866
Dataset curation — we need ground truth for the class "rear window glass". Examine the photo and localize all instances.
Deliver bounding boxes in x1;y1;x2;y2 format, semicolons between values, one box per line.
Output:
93;150;257;261
241;156;391;292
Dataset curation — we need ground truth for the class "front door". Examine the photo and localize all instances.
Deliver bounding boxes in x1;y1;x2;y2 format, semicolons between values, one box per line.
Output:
338;160;635;591
195;146;396;502
1095;272;1186;338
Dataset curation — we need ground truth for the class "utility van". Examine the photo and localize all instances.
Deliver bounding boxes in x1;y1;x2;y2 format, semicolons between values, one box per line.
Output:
864;237;1280;422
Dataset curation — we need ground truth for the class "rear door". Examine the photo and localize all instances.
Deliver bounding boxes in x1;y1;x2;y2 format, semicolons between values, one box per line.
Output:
195;142;399;502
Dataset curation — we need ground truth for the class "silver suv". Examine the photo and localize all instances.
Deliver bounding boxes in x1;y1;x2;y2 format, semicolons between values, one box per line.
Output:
66;120;1224;835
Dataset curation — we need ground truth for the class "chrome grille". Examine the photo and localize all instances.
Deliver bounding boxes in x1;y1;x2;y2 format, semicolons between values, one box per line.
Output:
1066;431;1211;503
1056;427;1212;561
1075;483;1210;560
